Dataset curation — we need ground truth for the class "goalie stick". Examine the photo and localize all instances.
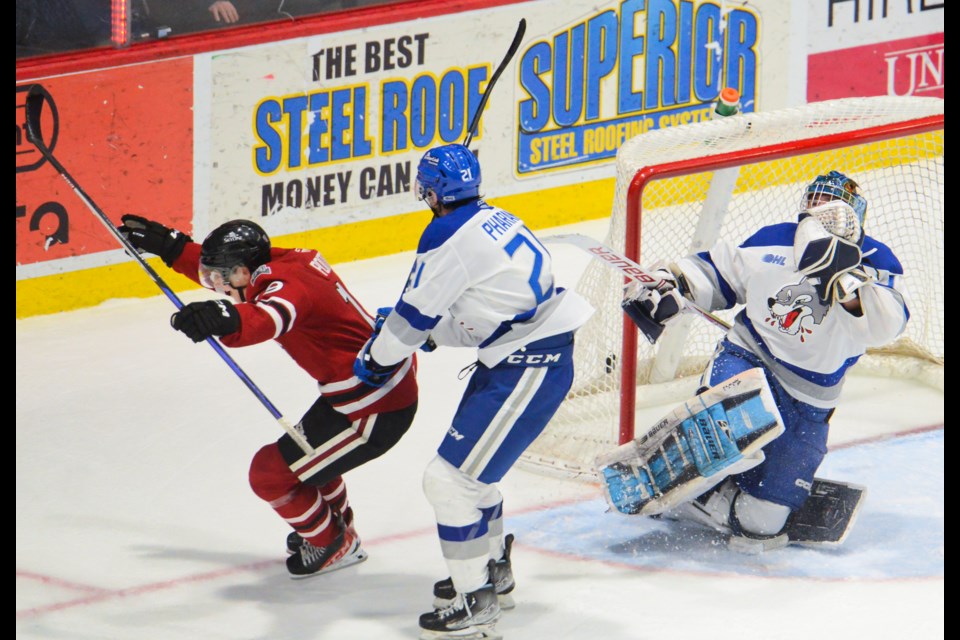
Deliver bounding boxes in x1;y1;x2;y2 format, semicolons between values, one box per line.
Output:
542;233;731;332
782;478;866;547
463;18;526;148
23;84;315;457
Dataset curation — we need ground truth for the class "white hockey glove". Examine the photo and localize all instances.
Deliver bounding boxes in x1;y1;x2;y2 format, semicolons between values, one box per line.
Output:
621;268;686;344
833;268;874;305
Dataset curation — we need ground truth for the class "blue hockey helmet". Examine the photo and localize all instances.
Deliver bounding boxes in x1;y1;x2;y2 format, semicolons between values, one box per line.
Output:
800;171;868;226
415;144;482;206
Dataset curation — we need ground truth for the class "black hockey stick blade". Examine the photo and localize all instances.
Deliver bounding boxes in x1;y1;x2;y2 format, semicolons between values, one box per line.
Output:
463;18;526;148
24;84;46;146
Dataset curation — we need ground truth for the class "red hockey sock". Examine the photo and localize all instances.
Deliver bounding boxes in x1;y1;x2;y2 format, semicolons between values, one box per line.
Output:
249;444;340;547
320;476;352;525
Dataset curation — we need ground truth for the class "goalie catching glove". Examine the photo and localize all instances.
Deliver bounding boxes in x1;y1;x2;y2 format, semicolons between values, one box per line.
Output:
118;214;192;267
621;267;686;344
795;202;866;304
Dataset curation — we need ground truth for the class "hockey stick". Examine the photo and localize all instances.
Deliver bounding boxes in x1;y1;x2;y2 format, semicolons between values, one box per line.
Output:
542;233;732;332
23;85;315;456
463;18;526;148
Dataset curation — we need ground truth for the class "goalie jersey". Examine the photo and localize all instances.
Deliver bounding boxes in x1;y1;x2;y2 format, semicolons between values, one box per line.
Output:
676;222;909;409
371;199;593;367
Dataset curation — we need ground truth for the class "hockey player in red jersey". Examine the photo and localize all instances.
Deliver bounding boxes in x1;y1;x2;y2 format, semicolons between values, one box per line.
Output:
118;215;418;578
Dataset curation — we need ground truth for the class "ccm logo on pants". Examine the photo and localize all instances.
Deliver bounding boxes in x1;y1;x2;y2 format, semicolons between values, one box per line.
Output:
505;353;562;365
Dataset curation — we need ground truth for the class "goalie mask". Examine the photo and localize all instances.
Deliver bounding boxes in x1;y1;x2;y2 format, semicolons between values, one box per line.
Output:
199;220;271;303
415;144;481;214
799;171;868;228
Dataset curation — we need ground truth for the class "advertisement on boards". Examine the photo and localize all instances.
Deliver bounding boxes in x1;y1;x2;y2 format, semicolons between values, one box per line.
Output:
18;0;834;316
198;0;793;239
16;60;194;275
807;0;943;101
514;1;760;174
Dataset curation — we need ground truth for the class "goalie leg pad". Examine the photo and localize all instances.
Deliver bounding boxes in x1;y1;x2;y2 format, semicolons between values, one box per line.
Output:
596;369;785;516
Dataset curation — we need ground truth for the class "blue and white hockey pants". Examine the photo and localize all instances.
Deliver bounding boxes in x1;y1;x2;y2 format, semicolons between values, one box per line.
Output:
423;332;575;594
703;340;833;510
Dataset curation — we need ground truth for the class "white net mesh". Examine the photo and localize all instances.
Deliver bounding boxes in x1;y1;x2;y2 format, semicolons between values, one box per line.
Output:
522;97;944;477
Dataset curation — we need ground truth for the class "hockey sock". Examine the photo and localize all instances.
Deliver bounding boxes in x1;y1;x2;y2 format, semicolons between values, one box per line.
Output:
249;444;341;547
320;476;351;524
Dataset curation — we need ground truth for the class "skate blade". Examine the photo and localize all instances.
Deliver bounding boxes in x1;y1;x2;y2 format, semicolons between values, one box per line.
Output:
727;533;789;555
419;623;503;640
659;501;730;534
432;593;515;611
288;547;369;580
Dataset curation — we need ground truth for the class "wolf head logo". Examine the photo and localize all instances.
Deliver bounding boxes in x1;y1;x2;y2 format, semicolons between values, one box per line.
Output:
766;279;829;338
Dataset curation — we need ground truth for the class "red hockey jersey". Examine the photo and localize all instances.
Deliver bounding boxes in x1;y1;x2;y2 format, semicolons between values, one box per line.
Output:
173;243;417;420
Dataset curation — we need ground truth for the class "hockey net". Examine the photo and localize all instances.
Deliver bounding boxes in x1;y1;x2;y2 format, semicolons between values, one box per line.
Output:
522;96;944;478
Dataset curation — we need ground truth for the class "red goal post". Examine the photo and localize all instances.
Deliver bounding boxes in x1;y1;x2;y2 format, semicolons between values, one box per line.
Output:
522;96;944;478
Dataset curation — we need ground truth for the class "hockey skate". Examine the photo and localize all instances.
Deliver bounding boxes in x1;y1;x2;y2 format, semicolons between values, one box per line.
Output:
286;517;368;579
419;566;502;640
661;477;865;551
286;507;354;555
660;479;789;554
433;534;516;610
659;477;737;531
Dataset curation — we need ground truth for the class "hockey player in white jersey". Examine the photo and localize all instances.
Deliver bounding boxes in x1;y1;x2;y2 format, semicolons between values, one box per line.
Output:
353;143;593;639
618;170;909;550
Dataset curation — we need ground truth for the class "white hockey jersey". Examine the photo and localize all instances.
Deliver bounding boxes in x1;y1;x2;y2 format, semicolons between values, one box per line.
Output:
371;200;594;368
677;222;909;408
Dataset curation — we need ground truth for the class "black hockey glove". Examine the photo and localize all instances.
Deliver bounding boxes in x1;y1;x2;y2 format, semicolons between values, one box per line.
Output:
621;274;685;344
795;214;863;303
171;300;240;343
118;214;192;267
797;236;862;303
